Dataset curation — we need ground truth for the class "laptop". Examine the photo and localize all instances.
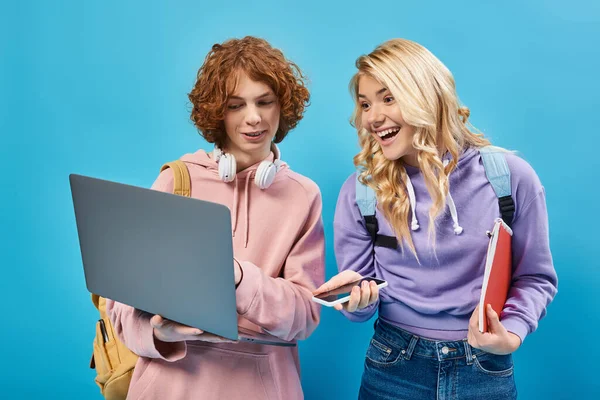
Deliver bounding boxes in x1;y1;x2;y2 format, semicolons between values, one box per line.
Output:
69;173;294;347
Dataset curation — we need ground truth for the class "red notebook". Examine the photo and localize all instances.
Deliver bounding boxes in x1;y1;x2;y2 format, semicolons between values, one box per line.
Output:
478;218;513;333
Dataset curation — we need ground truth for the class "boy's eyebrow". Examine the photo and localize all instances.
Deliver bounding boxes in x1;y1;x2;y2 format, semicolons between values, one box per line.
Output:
229;92;273;100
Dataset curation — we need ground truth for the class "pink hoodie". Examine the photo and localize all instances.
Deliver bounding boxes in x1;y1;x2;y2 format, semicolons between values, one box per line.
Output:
106;149;325;400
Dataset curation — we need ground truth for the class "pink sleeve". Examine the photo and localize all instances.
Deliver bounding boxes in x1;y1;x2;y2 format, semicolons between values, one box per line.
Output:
106;299;187;361
105;169;187;361
234;190;326;341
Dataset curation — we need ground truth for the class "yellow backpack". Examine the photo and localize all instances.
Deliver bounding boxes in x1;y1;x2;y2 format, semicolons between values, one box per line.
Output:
89;160;191;399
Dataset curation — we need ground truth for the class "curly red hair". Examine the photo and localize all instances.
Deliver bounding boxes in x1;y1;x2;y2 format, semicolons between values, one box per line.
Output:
188;36;310;148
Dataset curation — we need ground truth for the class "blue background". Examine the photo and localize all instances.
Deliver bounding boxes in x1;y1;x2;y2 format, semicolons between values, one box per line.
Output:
2;0;598;398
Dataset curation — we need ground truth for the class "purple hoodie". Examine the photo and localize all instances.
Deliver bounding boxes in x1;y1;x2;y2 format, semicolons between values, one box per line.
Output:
334;147;558;342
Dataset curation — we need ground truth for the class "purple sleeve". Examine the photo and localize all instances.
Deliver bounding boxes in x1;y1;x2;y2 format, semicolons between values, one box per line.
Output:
501;157;558;343
334;175;379;322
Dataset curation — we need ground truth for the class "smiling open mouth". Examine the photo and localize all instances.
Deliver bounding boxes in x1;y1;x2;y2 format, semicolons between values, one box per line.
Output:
242;130;266;138
377;127;400;140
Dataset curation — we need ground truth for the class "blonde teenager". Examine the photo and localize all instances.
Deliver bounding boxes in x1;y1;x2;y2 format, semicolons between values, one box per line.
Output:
315;38;557;399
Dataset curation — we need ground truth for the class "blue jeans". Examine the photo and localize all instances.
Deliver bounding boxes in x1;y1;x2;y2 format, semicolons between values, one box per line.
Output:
358;319;517;400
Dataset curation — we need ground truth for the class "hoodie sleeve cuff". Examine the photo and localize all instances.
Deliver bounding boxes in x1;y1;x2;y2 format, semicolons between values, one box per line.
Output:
341;300;379;323
501;317;529;345
138;318;187;361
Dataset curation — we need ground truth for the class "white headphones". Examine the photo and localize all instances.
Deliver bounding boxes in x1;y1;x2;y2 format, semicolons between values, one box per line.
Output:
212;143;284;189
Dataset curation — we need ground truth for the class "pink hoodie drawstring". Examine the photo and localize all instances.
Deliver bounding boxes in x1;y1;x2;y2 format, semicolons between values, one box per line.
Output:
244;173;252;248
231;177;239;237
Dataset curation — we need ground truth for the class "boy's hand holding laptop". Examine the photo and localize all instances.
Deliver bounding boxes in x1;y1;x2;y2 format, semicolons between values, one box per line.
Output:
150;314;236;344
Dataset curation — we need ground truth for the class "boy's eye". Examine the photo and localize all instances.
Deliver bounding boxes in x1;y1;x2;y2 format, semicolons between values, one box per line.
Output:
227;104;242;110
258;100;274;106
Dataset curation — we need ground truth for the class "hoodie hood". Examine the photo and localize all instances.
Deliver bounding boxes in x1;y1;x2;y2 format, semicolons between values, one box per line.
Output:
180;148;289;175
403;146;479;176
179;148;289;248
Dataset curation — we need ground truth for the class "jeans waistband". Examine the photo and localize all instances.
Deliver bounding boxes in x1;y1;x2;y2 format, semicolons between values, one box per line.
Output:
374;318;485;363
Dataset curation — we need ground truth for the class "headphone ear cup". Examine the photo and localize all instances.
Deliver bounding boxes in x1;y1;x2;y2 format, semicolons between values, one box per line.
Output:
218;153;236;182
254;161;277;189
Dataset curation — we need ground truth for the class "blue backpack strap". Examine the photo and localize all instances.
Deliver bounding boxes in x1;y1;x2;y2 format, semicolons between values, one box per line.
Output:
355;173;398;249
479;146;515;227
355;173;377;217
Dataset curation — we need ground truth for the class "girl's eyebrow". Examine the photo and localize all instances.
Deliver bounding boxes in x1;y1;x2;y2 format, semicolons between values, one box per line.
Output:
358;87;388;98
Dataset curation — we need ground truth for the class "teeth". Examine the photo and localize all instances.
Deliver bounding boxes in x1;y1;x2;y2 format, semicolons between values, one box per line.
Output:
377;127;400;138
245;131;264;137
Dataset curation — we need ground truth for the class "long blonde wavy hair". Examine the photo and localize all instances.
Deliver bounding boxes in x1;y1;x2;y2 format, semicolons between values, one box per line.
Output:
350;39;491;256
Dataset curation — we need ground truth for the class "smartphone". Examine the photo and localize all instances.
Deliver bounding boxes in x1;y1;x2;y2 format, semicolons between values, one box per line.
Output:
312;277;388;307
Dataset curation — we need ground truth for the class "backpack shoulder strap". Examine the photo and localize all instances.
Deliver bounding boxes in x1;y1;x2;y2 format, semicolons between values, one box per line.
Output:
479;146;515;227
355;173;398;249
160;160;191;197
355;173;377;217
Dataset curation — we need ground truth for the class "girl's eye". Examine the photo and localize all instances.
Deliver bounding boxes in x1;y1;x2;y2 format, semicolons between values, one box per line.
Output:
361;103;370;110
384;96;394;103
